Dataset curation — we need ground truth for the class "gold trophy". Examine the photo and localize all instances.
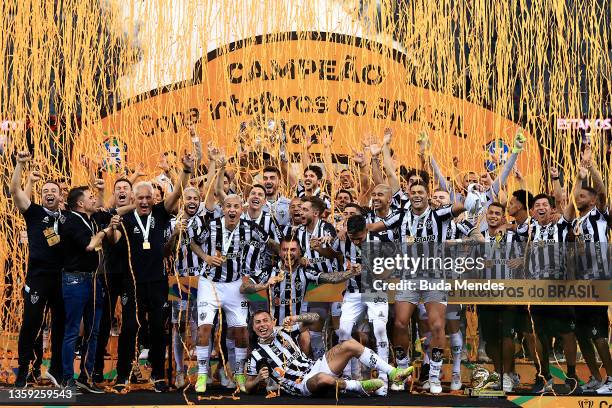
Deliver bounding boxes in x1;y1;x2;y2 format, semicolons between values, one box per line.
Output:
464;365;505;397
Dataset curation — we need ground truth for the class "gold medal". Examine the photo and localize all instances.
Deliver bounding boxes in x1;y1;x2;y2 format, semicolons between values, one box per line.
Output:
43;227;60;246
405;236;415;243
143;241;151;250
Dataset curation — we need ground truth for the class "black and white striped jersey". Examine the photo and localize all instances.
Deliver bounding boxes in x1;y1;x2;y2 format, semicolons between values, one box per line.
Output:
280;224;301;240
383;205;455;278
481;229;524;279
572;207;610;279
510;218;532;240
391;190;411;210
262;195;292;227
250;263;321;323
446;219;475;240
241;211;281;272
193;216;269;282
165;215;205;276
334;237;364;293
295;220;337;274
197;202;223;219
384;205;454;243
247;327;314;396
366;209;402;242
296;181;332;210
525;217;572;279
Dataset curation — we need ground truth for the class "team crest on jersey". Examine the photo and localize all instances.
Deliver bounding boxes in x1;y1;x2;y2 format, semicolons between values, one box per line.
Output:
30;293;39;304
199;312;207;322
133;227;141;234
121;294;128;305
42;216;50;223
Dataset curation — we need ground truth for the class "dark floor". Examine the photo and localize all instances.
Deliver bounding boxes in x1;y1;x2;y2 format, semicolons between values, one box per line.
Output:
0;383;579;407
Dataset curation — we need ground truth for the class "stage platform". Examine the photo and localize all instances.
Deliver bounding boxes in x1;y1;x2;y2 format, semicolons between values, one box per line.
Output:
0;384;609;407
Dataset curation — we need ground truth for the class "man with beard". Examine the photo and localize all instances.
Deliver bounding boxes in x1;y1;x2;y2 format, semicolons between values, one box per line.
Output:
569;149;612;395
58;184;120;392
10;151;64;388
507;189;534;235
164;187;206;389
476;202;527;392
378;129;429;211
261;166;291;228
111;153;194;393
427;131;526;207
92;178;133;384
333;189;354;223
239;184;281;272
241;237;357;345
334;214;394;395
295;196;341;360
245;310;413;397
296;165;332;211
369;181;469;394
521;184;580;393
190;194;269;394
417;188;482;392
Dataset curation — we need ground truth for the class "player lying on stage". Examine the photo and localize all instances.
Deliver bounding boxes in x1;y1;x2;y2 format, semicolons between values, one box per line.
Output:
245;310;413;397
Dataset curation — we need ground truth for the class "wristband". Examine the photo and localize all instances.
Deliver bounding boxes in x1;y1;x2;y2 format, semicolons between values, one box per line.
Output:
183;169;192;174
551;177;559;180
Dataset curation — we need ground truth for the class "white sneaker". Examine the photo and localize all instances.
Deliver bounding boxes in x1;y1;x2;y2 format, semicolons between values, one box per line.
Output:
219;370;235;388
477;349;492;363
174;372;185;389
43;371;60;388
450;373;462;391
421;379;430;390
139;349;149;360
429;378;442;394
373;383;388;396
502;373;513;393
581;376;603;392
596;377;612;395
390;381;405;391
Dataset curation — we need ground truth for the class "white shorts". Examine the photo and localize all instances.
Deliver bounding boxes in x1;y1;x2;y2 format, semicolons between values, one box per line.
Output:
418;303;461;321
396;289;447;305
339;292;388;326
300;355;335;396
197;278;248;328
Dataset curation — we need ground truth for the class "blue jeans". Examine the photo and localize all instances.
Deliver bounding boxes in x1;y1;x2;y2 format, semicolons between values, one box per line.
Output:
61;272;104;381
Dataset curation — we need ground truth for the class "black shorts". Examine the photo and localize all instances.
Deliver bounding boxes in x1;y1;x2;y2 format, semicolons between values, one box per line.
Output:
530;305;575;336
575;305;610;340
478;305;530;343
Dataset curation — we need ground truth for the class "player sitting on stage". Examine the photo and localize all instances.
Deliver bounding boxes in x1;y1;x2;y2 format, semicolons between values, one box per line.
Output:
245;310;413;397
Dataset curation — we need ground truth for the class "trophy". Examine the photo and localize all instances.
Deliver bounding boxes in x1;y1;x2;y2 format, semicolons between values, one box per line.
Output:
464;365;505;397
